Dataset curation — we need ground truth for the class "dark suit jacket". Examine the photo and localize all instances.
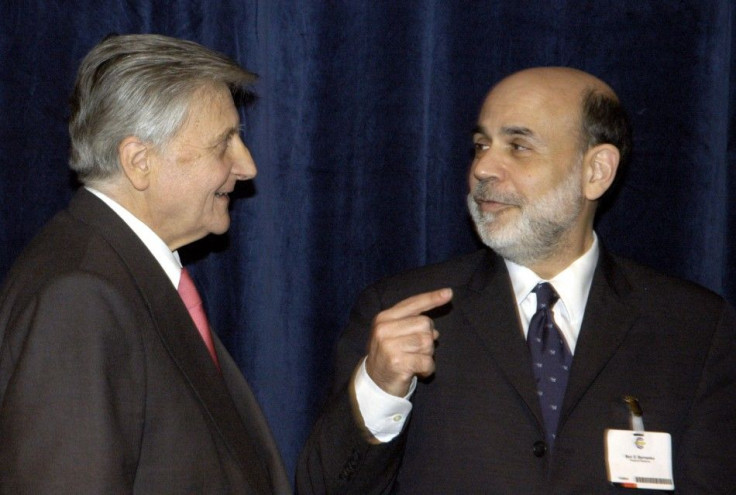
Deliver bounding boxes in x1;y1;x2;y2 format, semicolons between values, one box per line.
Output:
0;189;290;494
297;248;736;494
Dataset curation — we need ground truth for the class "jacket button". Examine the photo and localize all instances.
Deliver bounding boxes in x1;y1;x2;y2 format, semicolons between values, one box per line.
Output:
533;440;547;457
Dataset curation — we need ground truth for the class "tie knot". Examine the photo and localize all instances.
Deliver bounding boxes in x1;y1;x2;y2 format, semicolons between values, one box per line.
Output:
533;282;559;310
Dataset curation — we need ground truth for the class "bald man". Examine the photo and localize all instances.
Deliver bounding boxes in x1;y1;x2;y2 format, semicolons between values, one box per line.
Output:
297;68;736;493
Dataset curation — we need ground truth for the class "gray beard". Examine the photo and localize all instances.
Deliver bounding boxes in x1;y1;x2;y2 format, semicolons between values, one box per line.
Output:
467;170;584;267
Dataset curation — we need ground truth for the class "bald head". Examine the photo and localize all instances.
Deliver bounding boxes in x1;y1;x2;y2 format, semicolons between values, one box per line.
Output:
485;67;630;165
468;67;631;277
494;67;617;98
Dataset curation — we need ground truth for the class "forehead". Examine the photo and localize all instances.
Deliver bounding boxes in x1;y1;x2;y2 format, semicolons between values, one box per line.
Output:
175;85;239;144
477;73;583;140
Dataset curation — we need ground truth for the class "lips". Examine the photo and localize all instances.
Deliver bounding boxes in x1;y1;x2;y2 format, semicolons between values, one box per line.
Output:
474;196;517;214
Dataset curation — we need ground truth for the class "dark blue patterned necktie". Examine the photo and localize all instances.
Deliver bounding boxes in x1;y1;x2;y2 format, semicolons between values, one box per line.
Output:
527;282;572;448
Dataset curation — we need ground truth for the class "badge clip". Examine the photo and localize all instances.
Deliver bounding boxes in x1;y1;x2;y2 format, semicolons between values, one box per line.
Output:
624;395;645;432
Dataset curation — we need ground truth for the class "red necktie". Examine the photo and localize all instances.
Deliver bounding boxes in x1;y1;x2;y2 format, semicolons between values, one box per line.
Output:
178;267;219;368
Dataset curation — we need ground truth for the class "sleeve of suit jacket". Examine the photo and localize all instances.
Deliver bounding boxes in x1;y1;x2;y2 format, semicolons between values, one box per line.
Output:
0;272;146;493
297;283;409;495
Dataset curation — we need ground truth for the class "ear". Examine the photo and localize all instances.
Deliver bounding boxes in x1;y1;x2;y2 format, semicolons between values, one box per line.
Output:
118;136;152;191
583;144;620;201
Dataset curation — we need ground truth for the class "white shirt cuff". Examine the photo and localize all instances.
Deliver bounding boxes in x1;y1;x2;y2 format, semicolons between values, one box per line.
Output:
353;357;415;442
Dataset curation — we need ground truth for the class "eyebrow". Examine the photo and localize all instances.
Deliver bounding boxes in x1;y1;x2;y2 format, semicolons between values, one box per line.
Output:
472;125;540;142
471;125;486;137
500;125;535;138
209;126;241;148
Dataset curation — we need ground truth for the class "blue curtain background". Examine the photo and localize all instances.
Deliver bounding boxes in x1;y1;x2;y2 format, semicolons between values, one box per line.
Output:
2;0;735;479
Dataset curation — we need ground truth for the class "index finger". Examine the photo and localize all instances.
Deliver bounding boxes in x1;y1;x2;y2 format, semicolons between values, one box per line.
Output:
381;288;453;321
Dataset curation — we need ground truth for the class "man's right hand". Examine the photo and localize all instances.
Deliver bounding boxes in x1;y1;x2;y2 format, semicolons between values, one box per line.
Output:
364;288;453;397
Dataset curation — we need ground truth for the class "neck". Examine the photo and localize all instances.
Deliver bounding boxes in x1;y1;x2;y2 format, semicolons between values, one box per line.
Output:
527;230;595;279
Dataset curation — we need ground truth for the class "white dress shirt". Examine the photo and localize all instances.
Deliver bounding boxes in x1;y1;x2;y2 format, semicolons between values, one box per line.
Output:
86;187;183;288
505;234;599;355
354;235;600;442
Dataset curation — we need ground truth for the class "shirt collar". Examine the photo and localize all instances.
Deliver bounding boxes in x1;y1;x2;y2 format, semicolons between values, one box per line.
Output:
505;233;600;325
85;187;183;288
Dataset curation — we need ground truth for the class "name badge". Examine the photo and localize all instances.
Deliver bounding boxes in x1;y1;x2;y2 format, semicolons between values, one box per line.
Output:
605;429;674;491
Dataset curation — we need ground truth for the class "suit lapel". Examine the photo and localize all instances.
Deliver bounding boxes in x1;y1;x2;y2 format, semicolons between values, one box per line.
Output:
457;249;640;436
141;276;272;493
68;190;271;492
217;338;290;493
459;251;543;424
560;249;638;425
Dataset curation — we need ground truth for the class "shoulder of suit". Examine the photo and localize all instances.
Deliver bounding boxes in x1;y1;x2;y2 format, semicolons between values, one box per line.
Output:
604;251;729;310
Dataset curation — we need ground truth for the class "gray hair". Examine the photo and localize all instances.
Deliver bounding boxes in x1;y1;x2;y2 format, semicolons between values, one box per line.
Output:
68;34;257;184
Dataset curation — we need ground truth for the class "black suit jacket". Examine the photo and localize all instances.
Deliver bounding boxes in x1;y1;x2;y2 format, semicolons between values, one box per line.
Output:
0;189;290;494
297;248;736;494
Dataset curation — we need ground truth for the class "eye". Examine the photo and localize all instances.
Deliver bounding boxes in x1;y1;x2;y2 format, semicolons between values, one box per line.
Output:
473;141;489;157
216;139;230;156
510;141;530;152
217;130;241;156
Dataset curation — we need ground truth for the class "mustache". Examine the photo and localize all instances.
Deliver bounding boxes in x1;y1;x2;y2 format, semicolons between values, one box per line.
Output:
471;181;524;206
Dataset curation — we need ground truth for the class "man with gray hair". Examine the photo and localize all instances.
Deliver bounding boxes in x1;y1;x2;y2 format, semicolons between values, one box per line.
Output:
0;34;289;493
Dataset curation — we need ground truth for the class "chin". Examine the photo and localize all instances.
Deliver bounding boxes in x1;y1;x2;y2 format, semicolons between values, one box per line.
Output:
208;218;231;236
211;225;230;236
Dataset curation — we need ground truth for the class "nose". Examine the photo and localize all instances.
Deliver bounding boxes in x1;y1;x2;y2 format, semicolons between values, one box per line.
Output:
470;145;505;184
230;135;257;180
